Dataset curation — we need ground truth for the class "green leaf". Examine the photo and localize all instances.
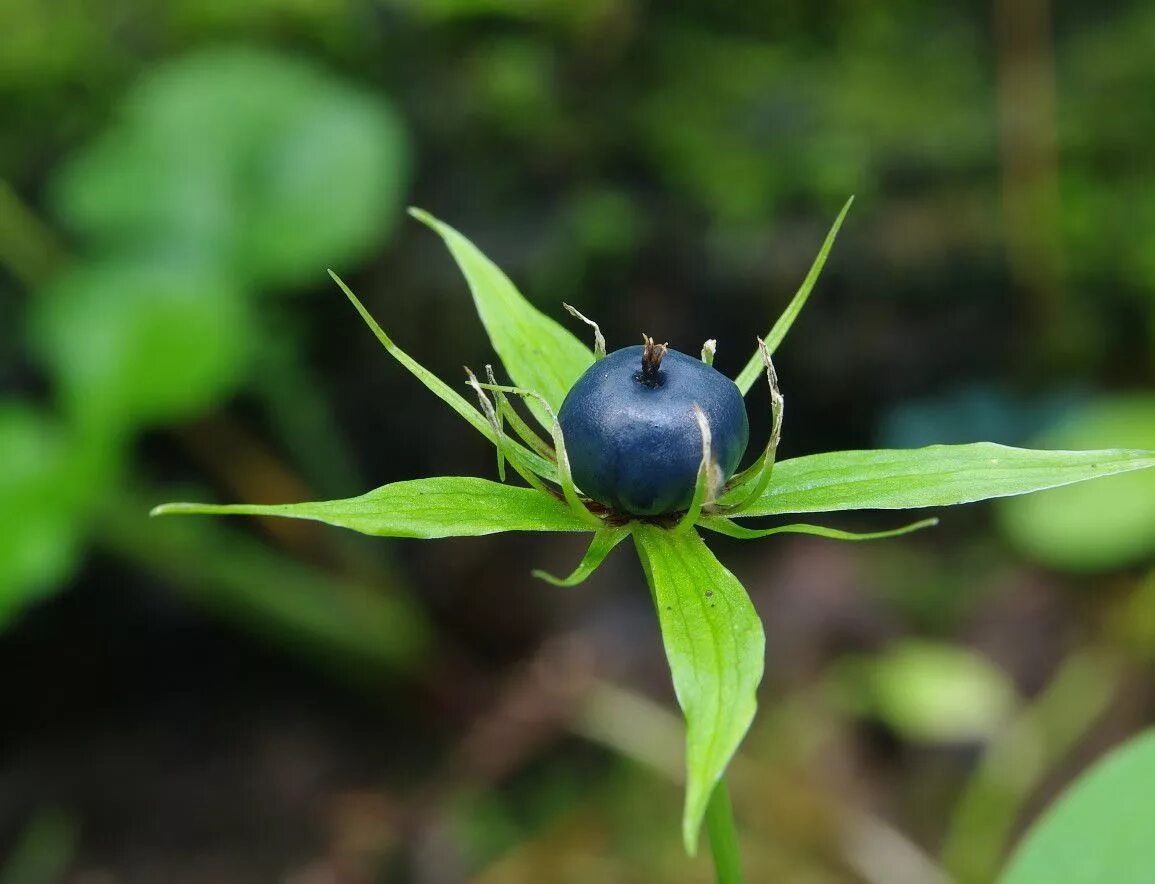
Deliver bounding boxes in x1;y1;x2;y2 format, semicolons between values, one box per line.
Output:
631;524;764;855
999;729;1155;884
999;396;1155;572
724;443;1155;517
532;526;630;586
0;404;92;627
329;271;558;483
152;476;594;538
31;256;251;433
54;47;411;289
409;208;594;427
734;196;853;395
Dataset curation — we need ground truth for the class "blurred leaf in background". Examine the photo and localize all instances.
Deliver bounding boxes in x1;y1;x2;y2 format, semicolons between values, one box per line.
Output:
1;43;416;645
1000;729;1155;884
30;257;251;438
0;406;92;626
830;639;1017;744
52;46;411;290
999;396;1155;572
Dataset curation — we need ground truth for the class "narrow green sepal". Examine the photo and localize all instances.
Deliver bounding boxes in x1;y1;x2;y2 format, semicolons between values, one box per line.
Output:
478;380;604;529
698;515;939;542
532;526;630;586
328;270;559;483
734;196;854;395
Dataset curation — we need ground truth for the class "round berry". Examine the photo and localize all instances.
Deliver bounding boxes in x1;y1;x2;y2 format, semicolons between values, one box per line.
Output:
558;342;749;516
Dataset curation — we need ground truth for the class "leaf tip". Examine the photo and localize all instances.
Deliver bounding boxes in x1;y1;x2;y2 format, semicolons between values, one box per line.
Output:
407;205;436;227
530;568;563;586
150;502;190;517
682;817;700;857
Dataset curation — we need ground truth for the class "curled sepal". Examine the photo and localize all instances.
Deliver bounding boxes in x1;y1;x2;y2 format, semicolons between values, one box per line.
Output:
632;524;764;856
563;303;607;360
465;367;505;482
676;405;717;533
465;367;549;493
722;338;782;513
532;526;630;586
487;365;556;462
701;339;717;366
698;515;939;542
328;270;558;483
734;195;854;395
478;380;604;529
152;476;595;538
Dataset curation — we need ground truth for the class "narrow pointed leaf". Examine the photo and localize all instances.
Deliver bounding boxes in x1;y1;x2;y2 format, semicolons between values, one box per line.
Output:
533;526;630;586
153;477;593;538
699;515;938;541
329;271;558;482
722;443;1155;517
409;209;594;427
632;524;764;856
734;196;853;395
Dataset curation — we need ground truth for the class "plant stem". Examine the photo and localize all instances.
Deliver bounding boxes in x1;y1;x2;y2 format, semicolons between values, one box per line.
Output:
705;778;744;884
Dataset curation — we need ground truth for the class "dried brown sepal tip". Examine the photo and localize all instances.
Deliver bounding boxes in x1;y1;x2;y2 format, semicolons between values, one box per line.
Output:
638;333;668;387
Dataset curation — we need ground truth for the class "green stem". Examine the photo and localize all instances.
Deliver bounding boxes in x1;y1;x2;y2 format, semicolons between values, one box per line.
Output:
705;779;744;884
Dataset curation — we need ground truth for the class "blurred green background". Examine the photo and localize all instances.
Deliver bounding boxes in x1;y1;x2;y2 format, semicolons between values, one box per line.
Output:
2;1;1154;881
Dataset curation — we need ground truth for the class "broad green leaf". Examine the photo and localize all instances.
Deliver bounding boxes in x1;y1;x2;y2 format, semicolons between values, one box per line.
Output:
1000;729;1155;884
31;256;251;433
734;196;853;395
410;208;594;427
632;524;765;855
999;396;1155;572
328;271;558;483
153;476;594;538
532;526;630;586
724;443;1155;517
54;47;410;289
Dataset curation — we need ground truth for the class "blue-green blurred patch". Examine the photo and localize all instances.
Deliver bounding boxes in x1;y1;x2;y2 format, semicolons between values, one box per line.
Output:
878;384;1084;449
53;46;411;290
998;396;1155;572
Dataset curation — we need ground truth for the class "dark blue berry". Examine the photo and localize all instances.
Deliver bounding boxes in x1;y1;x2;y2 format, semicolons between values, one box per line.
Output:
558;342;749;516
